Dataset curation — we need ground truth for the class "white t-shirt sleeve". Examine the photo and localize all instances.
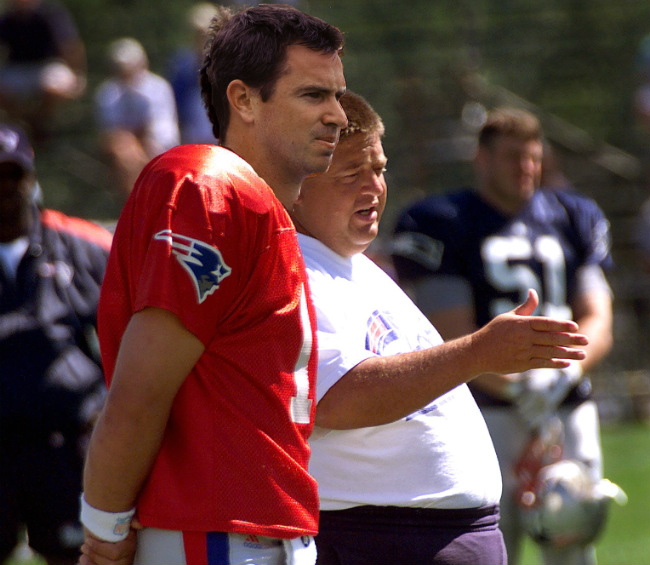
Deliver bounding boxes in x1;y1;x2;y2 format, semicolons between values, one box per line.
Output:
310;287;376;403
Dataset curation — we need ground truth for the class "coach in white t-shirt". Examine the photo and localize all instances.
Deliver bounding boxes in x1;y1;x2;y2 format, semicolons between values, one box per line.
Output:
290;92;589;565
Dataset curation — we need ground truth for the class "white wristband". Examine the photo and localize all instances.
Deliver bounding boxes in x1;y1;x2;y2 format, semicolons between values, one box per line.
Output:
80;493;136;542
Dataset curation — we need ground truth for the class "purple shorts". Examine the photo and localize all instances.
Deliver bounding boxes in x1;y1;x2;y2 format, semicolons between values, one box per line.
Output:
315;505;506;565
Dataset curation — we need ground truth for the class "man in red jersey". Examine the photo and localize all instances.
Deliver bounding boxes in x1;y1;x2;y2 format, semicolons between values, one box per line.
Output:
78;5;347;565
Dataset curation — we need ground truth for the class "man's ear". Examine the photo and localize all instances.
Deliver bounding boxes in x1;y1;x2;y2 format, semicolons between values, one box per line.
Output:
226;79;256;125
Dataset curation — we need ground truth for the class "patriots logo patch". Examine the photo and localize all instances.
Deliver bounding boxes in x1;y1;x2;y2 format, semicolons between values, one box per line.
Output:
391;232;444;271
154;229;232;304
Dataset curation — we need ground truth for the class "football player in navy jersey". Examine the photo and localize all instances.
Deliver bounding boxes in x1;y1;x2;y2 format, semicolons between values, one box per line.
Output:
391;107;613;565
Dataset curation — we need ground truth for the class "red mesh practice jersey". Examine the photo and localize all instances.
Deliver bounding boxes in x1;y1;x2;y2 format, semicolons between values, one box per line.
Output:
97;145;319;537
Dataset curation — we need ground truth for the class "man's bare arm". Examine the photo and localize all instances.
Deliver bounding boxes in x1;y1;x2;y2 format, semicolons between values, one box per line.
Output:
424;279;537;402
316;290;587;429
83;307;204;512
572;289;613;373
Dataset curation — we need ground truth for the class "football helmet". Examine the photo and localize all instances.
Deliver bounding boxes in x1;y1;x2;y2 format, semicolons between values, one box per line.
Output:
518;458;627;548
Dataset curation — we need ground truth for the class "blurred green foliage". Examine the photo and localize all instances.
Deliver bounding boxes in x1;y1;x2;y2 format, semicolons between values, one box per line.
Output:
9;0;650;221
306;0;650;217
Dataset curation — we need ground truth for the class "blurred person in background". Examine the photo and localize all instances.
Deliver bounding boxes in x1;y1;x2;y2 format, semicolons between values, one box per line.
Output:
167;2;225;145
0;123;111;565
0;0;86;142
95;37;180;201
391;107;614;565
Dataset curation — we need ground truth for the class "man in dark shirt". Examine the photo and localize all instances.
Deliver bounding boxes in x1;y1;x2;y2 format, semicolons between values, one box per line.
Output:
0;123;111;564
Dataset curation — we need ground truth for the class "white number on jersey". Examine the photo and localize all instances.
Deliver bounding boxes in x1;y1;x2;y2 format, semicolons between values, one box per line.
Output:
290;284;314;424
482;234;572;320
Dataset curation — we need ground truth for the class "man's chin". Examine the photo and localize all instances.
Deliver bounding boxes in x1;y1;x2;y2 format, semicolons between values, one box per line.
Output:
308;154;335;175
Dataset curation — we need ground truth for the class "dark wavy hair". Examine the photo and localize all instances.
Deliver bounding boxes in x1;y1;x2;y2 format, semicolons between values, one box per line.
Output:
199;4;344;142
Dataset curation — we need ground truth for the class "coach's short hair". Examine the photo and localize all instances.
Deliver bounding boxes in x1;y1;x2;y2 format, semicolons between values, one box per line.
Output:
478;107;542;149
200;4;344;142
339;91;385;141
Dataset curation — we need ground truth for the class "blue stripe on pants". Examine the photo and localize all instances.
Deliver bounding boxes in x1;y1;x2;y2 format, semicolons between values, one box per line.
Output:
207;532;230;565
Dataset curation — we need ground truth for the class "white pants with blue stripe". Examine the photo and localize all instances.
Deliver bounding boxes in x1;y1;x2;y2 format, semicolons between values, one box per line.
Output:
133;528;316;565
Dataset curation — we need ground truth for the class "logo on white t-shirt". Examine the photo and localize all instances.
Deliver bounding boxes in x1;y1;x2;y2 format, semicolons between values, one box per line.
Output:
365;310;398;354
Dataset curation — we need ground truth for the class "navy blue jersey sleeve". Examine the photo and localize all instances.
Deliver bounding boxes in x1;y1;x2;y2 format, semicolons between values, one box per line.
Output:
391;190;471;283
554;190;613;271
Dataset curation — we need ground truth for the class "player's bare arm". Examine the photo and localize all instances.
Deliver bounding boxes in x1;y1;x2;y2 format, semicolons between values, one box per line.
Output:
83;307;204;513
315;289;587;430
571;288;613;372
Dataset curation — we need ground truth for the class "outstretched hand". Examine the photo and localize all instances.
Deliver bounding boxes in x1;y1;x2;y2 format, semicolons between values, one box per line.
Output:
472;288;588;376
512;288;540;317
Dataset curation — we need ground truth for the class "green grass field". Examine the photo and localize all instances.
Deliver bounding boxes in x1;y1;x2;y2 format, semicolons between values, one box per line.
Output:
5;421;649;565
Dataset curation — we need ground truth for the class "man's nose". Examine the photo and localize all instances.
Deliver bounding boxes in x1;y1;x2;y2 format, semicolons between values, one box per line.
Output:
324;99;348;130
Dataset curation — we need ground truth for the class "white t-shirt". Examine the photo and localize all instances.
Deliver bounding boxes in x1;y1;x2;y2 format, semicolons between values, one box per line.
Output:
299;234;502;511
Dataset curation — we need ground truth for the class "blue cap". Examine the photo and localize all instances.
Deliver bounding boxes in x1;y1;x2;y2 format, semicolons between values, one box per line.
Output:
0;124;35;172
